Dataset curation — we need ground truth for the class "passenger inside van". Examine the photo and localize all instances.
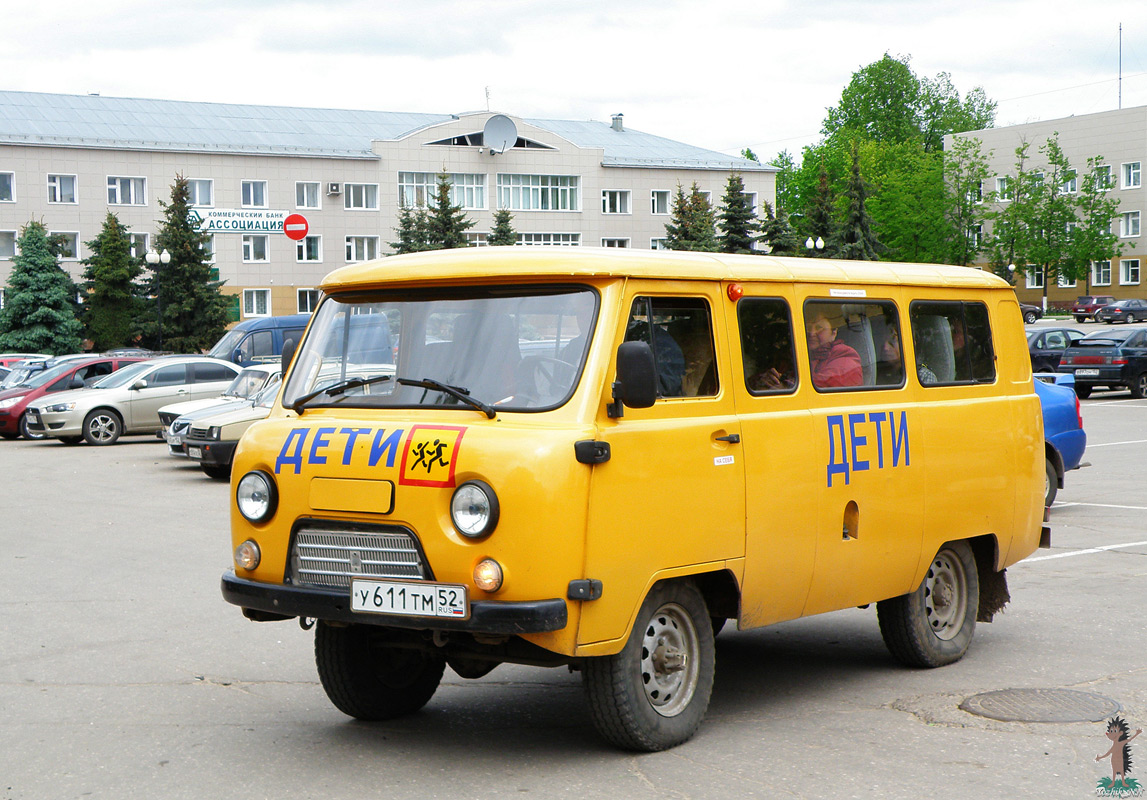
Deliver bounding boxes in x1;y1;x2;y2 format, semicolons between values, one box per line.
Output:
877;329;906;385
806;311;863;388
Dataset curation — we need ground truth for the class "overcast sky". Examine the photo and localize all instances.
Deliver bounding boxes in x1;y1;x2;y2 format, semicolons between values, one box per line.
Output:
5;0;1145;160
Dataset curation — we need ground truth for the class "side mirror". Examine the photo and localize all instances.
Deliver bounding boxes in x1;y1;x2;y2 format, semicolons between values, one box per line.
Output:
131;379;148;390
608;341;657;417
231;347;243;365
69;376;84;389
281;338;296;377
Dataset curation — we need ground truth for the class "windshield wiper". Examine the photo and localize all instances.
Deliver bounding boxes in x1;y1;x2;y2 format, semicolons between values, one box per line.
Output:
289;375;394;413
396;377;496;419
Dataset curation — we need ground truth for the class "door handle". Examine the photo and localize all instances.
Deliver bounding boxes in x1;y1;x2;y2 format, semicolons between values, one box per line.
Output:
714;433;740;444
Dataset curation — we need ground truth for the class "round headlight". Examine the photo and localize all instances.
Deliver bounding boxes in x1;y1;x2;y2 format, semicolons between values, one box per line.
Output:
234;539;261;570
450;480;499;539
236;470;277;523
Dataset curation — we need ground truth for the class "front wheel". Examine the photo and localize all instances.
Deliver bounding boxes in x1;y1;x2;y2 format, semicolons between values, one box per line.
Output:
1024;310;1039;324
315;623;445;720
19;413;45;440
583;580;715;751
1074;316;1087;323
1045;457;1059;506
877;541;979;668
82;409;122;446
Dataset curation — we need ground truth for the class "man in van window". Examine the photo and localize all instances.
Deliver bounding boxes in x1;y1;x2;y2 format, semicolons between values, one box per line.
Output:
807;310;862;388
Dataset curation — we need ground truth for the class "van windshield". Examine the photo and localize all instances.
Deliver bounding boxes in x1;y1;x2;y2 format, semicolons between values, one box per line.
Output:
208;329;245;360
281;286;597;413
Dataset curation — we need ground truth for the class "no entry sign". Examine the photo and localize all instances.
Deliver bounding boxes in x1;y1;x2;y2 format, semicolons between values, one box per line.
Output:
284;213;309;240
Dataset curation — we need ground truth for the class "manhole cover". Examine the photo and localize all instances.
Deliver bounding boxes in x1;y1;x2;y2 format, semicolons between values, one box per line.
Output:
960;688;1121;723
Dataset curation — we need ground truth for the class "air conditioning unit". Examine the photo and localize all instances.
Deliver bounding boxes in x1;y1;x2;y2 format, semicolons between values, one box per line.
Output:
326;182;341;195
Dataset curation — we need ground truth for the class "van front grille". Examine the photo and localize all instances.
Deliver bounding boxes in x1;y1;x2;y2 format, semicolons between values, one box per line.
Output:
289;525;427;589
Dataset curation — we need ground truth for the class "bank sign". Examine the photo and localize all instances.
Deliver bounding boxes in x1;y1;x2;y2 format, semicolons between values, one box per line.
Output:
187;208;289;234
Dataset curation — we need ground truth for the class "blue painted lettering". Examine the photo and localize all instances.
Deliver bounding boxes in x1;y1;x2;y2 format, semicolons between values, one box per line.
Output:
275;428;308;474
848;413;869;473
826;415;850;487
309;427;336;465
891;410;909;467
826;410;910;487
369;428;404;468
340;427;372;465
868;412;887;468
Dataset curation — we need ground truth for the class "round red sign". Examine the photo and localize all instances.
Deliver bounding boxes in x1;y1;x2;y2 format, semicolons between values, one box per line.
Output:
284;213;309;241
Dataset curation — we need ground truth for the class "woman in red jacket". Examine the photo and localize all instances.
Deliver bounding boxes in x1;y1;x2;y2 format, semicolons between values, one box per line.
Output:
806;311;862;388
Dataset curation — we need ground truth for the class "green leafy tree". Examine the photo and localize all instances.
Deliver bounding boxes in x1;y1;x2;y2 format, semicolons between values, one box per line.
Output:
942;137;993;265
919;72;996;153
487;208;517;246
0;220;84;354
838;142;882;260
863;141;948;263
390;205;432;254
1019;134;1080;307
983;140;1035;283
768;149;799;213
426;172;475;249
664;183;718;251
1070;156;1125;292
80;213;145;350
717;173;761;254
741;147;759;162
758;201;801;255
146;175;230;352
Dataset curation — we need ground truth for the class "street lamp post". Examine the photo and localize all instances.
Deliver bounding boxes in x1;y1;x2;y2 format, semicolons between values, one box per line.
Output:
146;248;171;349
804;236;825;255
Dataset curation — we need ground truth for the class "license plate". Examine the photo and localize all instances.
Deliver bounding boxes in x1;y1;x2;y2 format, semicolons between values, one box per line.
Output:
1075;369;1100;377
351;579;469;619
166;434;182;445
187;447;202;459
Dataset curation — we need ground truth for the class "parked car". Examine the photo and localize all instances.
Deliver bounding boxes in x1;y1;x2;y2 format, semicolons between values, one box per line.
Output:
207;314;310;367
1096;298;1147;323
157;365;280;455
0;353;48;368
24;356;242;445
1057;327;1147;398
0;356;148;439
1019;303;1043;324
1071;295;1117;322
1027;327;1085;373
186;380;281;479
1033;373;1087;506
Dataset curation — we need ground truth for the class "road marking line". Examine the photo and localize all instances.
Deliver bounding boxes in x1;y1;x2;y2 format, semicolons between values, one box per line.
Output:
1027;540;1147;562
1053;502;1147;510
1086;439;1147;447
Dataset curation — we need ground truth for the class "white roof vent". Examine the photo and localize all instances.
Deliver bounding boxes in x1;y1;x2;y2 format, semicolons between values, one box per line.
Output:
611;113;624;132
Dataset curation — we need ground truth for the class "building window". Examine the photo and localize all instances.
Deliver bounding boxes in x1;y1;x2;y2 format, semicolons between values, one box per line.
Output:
297;288;320;313
969;224;982;249
107;176;145;205
517;233;580;246
497;174;579;211
243;288;271;318
1093;260;1112;286
1061;171;1077;194
344;183;379;210
650;238;669;250
1121;211;1141;238
1122;162;1142;189
241;180;267;208
742;192;758;214
1026;266;1045;289
128;233;149;258
242;234;269;262
1056;273;1076;288
187;179;213;207
0;172;12;202
296;235;322;262
1121;259;1141;285
345;235;379;262
47;174;77;204
296;182;321;209
0;231;16;258
50;231;79;260
602;238;630;247
1096;165;1113;191
398;172;486;210
651;190;671;215
201;234;215;264
465;232;490;247
995;176;1012;201
602;190;631;214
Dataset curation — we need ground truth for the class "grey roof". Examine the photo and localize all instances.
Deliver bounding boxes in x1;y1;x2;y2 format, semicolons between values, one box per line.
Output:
0;90;768;171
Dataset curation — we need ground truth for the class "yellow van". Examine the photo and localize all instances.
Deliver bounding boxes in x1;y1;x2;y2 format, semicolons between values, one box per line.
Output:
222;247;1048;751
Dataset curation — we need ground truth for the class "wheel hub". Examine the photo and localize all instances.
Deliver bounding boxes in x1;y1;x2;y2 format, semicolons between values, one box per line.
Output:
640;603;700;717
924;551;967;641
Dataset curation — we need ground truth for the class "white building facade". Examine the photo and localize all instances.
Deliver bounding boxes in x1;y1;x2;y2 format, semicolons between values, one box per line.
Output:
0;91;774;320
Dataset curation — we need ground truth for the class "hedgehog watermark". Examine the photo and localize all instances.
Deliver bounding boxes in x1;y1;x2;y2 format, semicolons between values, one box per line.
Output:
1097;715;1143;796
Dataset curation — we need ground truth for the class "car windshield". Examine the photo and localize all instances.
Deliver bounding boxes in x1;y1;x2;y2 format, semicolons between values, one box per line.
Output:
21;362;80;389
1080;329;1134;343
281;285;597;413
0;366;43;389
91;360;157;389
224;368;276;398
253;380;281;409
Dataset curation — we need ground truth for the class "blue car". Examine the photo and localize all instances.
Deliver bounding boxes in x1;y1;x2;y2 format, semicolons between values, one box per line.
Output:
1034;373;1087;506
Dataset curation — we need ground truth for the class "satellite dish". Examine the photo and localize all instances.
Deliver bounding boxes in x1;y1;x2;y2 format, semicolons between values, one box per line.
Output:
483;114;518;155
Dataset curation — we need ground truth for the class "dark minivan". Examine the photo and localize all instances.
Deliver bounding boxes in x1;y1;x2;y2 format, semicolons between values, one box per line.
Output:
1057;328;1147;398
208;314;310;367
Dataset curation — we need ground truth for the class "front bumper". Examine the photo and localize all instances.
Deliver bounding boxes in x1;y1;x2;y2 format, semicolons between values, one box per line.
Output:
187;440;236;466
24;408;83;437
221;570;568;635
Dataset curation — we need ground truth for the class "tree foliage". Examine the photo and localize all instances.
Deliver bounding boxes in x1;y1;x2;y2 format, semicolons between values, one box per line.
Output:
81;213;145;350
0;220;84;354
717;173;760;254
664;183;718;251
487;208;517;246
426;171;475;249
758;201;801;255
390;206;432;254
838;143;882;261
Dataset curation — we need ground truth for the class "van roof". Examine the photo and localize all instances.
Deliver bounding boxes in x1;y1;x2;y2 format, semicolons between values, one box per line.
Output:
230;313;312;330
321;247;1014;293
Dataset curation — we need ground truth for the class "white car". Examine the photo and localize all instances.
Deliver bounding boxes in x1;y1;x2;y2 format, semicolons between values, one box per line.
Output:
186;380;281;479
25;356;242;445
157;365;280;455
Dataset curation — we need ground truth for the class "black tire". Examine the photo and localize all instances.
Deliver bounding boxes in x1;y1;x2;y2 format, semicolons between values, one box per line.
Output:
1131;372;1147;400
1074;384;1092;399
1045;457;1059;507
1024;310;1039;324
877;541;979;668
201;463;231;480
314;623;445;720
710;616;727;637
82;409;122;446
1126;314;1137;324
1074;316;1086;323
59;436;83;445
583;580;715;751
18;413;45;440
0;431;17;440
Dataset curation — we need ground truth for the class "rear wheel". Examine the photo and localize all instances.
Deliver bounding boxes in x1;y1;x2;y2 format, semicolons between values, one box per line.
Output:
315;623;445;720
1131;372;1147;400
583;580;715;751
877;541;979;668
1074;316;1086;323
18;413;45;440
1045;457;1059;506
1024;310;1039;324
82;409;122;446
1074;384;1092;399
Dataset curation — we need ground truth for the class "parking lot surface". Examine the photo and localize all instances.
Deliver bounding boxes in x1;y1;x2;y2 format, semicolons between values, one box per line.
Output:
3;361;1147;799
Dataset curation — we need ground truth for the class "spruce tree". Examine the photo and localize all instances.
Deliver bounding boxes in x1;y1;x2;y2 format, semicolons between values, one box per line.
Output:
81;213;145;350
664;183;717;251
147;175;231;352
758;201;801;255
487;208;517;246
805;164;839;257
390;206;432;254
426;172;474;249
717;172;761;254
839;142;883;261
0;220;84;354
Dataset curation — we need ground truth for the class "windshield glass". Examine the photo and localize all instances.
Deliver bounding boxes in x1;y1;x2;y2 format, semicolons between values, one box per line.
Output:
23;363;78;389
281;286;597;412
253;380;281;409
91;360;156;389
225;368;277;398
208;329;245;360
1080;329;1134;342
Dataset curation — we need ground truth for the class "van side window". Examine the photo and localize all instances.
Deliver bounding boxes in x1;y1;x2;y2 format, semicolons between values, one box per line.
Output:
909;301;996;385
738;298;797;394
239;330;274;362
626;297;717;398
803;300;903;390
